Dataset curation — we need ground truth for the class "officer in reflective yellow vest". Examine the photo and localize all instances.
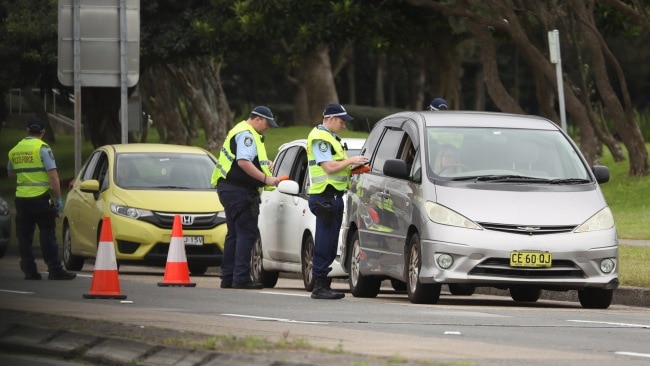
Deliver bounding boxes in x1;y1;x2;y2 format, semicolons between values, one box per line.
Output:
7;118;76;280
212;106;281;289
307;103;368;299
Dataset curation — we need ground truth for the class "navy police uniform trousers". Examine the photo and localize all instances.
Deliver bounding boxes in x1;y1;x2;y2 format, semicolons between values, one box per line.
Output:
15;194;64;275
217;182;260;286
308;191;344;280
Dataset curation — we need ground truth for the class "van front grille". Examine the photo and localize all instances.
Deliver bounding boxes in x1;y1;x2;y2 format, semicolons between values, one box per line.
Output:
478;222;577;235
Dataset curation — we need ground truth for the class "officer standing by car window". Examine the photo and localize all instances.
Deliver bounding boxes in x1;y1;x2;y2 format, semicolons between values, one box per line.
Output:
307;103;368;299
212;106;281;289
6;117;76;280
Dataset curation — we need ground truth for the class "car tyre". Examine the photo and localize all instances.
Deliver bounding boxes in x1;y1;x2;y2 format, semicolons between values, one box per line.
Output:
251;236;279;288
347;230;381;298
390;279;407;292
578;288;613;309
509;286;541;302
0;244;6;258
301;234;315;291
448;284;475;296
406;233;441;304
188;264;208;275
63;223;84;271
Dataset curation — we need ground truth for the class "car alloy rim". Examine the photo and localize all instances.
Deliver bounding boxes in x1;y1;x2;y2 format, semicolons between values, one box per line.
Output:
409;244;419;293
351;238;360;287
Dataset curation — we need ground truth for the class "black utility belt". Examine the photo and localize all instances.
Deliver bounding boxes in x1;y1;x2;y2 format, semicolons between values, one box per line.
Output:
318;187;344;199
15;193;50;201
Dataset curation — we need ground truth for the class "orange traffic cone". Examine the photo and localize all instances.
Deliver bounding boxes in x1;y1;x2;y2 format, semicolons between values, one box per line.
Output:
83;217;127;299
158;214;196;287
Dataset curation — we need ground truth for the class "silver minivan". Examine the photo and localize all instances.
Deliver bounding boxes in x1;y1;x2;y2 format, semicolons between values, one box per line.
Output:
341;111;618;308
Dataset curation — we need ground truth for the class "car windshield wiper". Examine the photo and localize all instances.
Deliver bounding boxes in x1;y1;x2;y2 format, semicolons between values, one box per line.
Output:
150;185;192;189
548;178;591;185
464;175;552;183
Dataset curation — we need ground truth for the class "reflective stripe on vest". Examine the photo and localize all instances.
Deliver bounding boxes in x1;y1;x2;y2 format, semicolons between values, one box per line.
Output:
211;121;272;186
8;138;50;198
307;127;350;194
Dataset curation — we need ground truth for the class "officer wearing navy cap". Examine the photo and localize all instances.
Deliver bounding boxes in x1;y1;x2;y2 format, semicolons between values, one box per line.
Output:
427;97;449;111
212;106;281;289
7;117;76;280
307;103;368;299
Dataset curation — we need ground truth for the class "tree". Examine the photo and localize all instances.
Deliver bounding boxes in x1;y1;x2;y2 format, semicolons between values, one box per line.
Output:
406;0;648;175
0;0;58;142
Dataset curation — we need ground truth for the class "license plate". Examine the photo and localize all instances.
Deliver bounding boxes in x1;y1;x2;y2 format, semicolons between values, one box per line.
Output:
184;236;204;246
510;251;552;267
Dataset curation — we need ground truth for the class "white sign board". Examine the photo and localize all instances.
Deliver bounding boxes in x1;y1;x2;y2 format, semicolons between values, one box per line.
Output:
57;0;140;87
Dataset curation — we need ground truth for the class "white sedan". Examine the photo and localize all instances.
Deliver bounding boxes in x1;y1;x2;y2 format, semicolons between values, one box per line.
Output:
254;138;365;290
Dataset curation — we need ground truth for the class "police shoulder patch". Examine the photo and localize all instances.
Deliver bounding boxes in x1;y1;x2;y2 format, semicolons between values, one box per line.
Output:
244;136;254;147
318;141;329;152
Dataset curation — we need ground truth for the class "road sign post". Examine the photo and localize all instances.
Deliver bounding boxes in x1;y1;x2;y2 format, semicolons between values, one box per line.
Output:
57;0;140;173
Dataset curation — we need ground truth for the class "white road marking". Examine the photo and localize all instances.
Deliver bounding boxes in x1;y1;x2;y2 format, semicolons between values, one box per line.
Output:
444;331;462;335
222;314;328;325
260;291;310;297
0;289;34;295
615;352;650;358
567;319;650;329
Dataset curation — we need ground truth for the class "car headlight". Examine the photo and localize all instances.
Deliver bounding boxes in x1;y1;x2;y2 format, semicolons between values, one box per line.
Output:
110;203;153;219
424;201;481;230
574;207;615;233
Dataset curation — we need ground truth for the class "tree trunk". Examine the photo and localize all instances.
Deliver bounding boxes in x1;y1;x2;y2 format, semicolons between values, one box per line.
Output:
375;52;386;107
300;44;339;125
571;0;649;175
465;22;525;114
82;87;121;148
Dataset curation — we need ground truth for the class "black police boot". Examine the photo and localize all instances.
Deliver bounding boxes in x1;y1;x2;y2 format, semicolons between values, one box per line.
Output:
324;277;345;299
311;278;344;300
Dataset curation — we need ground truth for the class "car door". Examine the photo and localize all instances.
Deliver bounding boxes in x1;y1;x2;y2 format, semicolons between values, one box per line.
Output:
380;119;420;279
274;145;309;262
67;150;109;255
259;148;288;260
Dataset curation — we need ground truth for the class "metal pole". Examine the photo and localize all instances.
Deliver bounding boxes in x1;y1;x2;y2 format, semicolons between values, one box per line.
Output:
119;0;128;144
73;0;82;174
548;29;567;132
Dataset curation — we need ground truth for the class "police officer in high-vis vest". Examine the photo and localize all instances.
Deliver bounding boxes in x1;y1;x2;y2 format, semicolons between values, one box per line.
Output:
307;103;368;299
212;106;281;289
7;118;76;280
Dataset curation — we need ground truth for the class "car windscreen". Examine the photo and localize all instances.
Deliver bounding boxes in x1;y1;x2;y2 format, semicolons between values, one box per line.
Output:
426;127;591;182
116;153;216;189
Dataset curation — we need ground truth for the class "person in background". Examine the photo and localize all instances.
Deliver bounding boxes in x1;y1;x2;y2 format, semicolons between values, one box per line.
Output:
307;103;368;300
6;117;76;280
427;97;449;111
212;106;281;289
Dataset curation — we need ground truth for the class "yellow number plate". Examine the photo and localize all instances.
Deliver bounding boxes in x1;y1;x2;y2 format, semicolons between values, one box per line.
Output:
510;251;552;268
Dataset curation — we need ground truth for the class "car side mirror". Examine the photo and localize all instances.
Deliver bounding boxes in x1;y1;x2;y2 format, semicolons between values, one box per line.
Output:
79;179;100;193
592;165;609;184
383;159;409;179
277;180;300;195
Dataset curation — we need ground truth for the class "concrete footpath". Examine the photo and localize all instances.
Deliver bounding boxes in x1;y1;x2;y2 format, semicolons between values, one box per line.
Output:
0;240;648;365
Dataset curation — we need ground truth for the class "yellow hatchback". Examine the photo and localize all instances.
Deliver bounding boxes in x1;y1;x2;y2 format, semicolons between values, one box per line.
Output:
62;144;226;275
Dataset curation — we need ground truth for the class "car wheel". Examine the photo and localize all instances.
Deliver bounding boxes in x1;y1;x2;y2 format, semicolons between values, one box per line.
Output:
301;234;315;291
251;236;279;288
188;264;208;275
406;233;441;304
578;288;613;309
63;224;84;271
390;279;407;292
509;286;541;302
448;284;475;296
347;230;381;298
